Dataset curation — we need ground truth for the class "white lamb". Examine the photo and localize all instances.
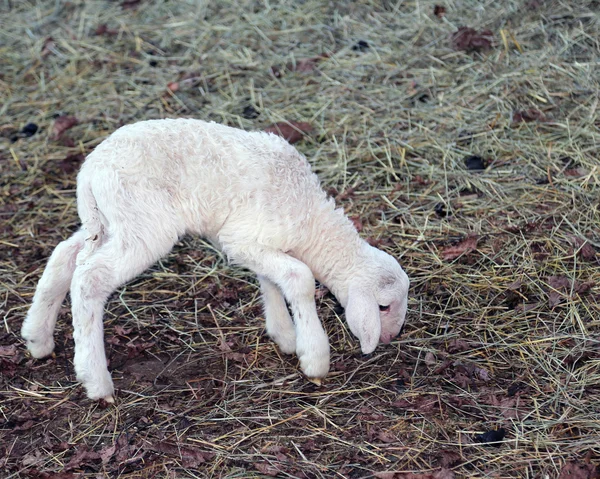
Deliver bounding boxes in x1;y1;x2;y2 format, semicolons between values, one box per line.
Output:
21;119;410;403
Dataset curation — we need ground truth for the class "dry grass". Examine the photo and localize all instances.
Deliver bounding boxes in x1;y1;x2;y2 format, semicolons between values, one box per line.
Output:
1;0;600;478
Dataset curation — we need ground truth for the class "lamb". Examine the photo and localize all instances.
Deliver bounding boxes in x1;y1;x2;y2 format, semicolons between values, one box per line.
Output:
21;118;410;403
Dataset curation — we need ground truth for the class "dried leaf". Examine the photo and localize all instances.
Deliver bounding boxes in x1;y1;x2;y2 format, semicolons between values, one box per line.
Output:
425;352;437;366
569;236;597;261
114;325;133;336
439;449;462;468
0;345;17;357
95;24;118;36
52;116;78;140
378;430;397;443
287;53;329;73
451;27;494;52
99;444;116;464
434;469;456;479
512;108;546;123
41;37;56;57
254;462;280;477
558;462;600;479
447;339;471;353
65;447;102;470
58;153;85;175
264;121;313;144
441;236;478;260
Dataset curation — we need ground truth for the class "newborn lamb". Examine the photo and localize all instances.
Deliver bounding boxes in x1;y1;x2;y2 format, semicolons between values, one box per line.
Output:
21;119;410;402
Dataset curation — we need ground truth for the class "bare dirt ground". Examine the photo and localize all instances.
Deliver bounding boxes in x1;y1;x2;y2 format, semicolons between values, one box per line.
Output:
1;1;599;478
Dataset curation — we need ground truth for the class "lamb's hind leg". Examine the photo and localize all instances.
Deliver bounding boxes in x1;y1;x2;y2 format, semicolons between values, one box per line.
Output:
22;230;86;358
258;275;296;354
70;233;176;402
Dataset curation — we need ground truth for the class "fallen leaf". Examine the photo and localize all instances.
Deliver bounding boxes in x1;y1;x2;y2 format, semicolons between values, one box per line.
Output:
14;420;35;431
114;325;133;336
287;53;330;73
441;236;478;260
58;153;85;175
373;472;397;479
439;449;462;468
377;430;397;443
41;37;55;57
434;469;456;479
473;428;505;447
95;24;118;36
546;276;592;307
99;444;116;464
254;462;279;477
264;121;313;144
569;236;597;261
447;339;470;353
147;442;214;467
474;366;490;381
52;116;78;140
0;345;17;357
512;108;546;123
350;216;363;232
425;351;437;366
65;447;102;470
559;461;600;479
451;27;494;52
21;450;44;467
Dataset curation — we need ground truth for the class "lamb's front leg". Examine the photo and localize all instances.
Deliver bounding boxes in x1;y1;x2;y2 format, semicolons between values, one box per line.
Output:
258;275;296;354
231;247;330;378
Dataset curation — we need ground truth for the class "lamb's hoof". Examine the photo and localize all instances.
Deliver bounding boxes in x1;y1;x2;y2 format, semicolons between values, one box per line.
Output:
79;372;115;404
307;377;323;386
98;396;115;408
25;338;55;359
297;333;330;379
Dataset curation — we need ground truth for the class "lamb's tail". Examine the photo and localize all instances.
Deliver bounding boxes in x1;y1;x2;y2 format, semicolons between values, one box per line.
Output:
75;170;109;257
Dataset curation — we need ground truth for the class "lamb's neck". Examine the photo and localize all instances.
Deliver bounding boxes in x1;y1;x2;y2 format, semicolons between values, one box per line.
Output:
295;204;365;307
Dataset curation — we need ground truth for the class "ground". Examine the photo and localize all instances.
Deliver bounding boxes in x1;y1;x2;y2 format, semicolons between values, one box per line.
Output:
1;0;599;478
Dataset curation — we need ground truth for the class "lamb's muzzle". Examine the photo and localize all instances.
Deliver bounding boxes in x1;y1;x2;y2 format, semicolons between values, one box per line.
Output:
21;118;410;402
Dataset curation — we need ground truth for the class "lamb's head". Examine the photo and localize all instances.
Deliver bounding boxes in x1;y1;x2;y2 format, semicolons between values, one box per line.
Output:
345;245;409;354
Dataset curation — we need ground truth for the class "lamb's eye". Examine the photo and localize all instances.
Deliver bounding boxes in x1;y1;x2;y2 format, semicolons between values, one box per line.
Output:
379;304;390;312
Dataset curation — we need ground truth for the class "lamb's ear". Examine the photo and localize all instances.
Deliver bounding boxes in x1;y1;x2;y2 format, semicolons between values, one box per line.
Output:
345;283;381;354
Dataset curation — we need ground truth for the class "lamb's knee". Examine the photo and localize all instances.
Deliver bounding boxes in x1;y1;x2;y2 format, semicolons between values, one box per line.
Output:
283;264;315;300
71;263;114;305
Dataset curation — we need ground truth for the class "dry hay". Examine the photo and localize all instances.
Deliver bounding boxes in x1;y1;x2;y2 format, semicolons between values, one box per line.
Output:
1;0;599;478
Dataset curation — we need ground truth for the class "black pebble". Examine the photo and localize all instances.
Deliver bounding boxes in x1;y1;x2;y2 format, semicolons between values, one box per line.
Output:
352;40;370;52
394;378;406;392
434;203;447;217
21;123;39;137
149;60;158;67
474;428;505;446
242;105;260;119
464;155;486;170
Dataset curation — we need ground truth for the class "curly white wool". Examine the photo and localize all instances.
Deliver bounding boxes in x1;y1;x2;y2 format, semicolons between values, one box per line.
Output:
21;119;410;402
